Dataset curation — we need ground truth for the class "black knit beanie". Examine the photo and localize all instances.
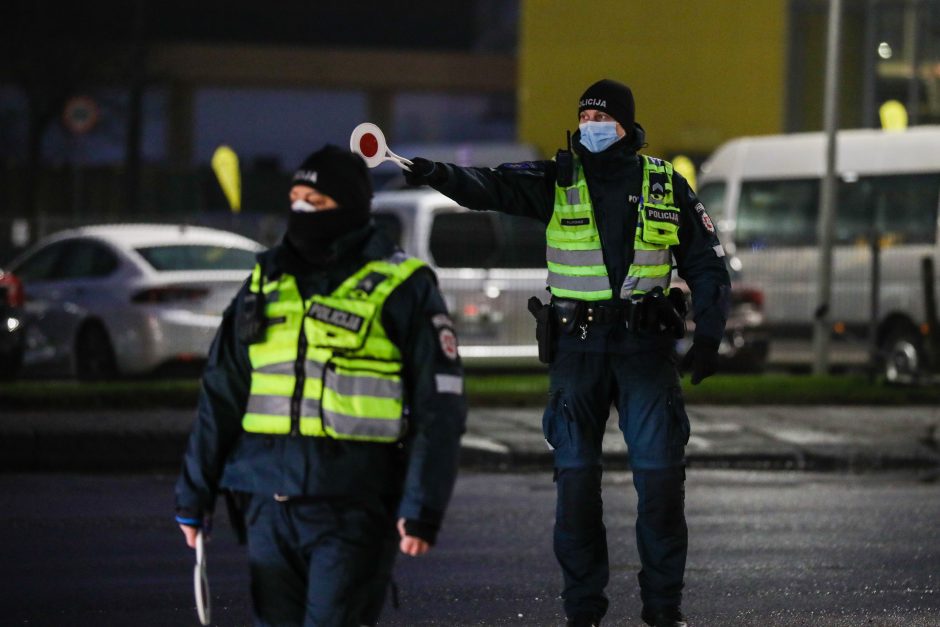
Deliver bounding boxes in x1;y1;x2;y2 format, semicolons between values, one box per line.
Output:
578;79;635;130
291;144;373;213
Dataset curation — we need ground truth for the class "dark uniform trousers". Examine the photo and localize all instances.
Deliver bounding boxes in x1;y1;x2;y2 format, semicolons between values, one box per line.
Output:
543;348;690;620
245;494;399;627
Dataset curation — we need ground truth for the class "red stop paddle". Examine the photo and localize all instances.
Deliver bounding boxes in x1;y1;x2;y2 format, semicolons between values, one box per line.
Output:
350;123;413;170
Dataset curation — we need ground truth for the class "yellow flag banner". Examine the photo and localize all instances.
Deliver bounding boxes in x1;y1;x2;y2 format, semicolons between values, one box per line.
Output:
671;155;697;192
879;100;908;132
211;145;241;213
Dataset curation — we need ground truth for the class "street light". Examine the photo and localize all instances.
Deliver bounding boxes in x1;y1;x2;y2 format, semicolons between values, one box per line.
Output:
812;0;843;375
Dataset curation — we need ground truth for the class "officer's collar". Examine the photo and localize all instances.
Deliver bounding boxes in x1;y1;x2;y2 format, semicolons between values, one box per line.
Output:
270;221;393;277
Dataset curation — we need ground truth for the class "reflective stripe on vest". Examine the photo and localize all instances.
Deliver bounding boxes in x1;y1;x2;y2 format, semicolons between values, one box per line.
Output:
242;253;426;442
546;165;612;301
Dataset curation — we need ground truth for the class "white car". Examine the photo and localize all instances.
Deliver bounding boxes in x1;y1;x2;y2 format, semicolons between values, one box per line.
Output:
8;224;263;379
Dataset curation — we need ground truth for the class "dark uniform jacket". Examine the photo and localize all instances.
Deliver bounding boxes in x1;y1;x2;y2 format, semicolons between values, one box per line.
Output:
175;223;467;537
426;124;731;354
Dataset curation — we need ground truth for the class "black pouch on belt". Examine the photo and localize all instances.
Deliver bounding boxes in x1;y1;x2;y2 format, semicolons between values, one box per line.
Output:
551;298;584;336
527;296;555;364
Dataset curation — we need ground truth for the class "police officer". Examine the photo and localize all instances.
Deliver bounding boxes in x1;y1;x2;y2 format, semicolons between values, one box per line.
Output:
403;79;730;627
176;144;467;627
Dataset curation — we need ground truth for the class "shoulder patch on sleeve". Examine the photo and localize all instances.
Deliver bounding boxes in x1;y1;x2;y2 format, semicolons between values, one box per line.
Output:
497;161;545;172
431;313;455;330
693;202;715;233
428;311;460;361
438;327;459;361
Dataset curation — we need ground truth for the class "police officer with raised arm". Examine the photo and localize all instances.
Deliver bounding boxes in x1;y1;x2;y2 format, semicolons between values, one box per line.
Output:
175;144;467;627
403;79;730;627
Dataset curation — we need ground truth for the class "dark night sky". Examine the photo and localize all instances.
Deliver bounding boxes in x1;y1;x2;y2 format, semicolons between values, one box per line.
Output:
0;1;515;53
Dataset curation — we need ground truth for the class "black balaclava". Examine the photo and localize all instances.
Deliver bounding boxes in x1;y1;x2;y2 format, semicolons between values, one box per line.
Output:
285;144;373;263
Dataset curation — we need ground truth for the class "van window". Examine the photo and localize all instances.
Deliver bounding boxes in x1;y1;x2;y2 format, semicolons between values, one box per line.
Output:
839;173;940;245
696;182;726;223
737;179;819;248
430;211;500;267
735;173;940;248
496;212;546;267
373;213;403;247
429;210;546;268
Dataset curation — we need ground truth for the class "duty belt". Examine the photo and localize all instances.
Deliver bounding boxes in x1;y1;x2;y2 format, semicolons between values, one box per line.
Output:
584;303;635;325
550;297;638;327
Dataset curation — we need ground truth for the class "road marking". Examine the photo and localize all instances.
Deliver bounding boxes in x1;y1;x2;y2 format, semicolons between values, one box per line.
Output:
687;435;712;450
692;422;743;434
461;435;511;454
767;428;850;445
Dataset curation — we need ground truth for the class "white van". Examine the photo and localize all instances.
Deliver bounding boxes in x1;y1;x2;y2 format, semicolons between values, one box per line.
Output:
373;189;545;367
372;188;769;370
697;126;940;379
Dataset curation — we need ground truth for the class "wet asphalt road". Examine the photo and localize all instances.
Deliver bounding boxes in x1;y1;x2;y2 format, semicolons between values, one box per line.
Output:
0;469;937;626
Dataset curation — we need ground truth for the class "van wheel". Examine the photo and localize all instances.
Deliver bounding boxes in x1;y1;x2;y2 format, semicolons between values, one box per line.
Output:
75;322;118;381
880;327;924;385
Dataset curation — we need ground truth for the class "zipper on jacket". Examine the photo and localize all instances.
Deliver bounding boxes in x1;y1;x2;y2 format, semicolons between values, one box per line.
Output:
290;325;308;436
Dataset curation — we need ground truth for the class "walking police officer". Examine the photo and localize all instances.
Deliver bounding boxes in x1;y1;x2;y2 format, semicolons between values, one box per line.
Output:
403;79;730;627
176;144;467;626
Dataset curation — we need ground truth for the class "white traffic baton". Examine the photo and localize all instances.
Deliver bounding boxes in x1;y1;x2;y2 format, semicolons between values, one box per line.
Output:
193;529;211;625
350;122;413;170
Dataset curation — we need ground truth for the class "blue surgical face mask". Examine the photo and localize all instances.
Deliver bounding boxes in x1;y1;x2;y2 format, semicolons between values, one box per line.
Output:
578;121;622;153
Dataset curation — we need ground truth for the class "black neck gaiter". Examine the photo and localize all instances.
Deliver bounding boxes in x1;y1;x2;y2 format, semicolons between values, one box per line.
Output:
285;205;369;266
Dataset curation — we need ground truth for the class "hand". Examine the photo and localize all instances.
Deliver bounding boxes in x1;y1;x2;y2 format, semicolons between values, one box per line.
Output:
403;157;443;187
397;518;431;556
638;287;685;338
179;523;199;549
680;338;720;385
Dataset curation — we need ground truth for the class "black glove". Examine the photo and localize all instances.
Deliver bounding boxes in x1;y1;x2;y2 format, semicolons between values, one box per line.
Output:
636;287;685;339
403;157;445;187
680;337;720;385
666;287;689;318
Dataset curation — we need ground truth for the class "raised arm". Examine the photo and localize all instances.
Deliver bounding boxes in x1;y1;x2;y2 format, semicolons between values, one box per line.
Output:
405;157;558;224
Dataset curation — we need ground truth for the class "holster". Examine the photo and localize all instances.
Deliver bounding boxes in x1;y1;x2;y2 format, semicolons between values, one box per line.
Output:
527;296;555;364
223;490;250;545
236;291;267;344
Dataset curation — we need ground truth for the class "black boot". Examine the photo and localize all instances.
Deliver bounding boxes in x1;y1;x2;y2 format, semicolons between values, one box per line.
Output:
641;606;687;627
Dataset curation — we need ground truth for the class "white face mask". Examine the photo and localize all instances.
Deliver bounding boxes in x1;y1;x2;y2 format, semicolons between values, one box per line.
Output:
291;199;317;213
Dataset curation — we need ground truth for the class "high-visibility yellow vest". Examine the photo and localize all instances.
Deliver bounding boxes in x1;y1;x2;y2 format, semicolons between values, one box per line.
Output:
242;252;426;442
547;155;680;301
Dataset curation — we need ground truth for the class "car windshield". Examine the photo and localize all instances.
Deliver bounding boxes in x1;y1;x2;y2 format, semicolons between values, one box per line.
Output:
135;245;257;271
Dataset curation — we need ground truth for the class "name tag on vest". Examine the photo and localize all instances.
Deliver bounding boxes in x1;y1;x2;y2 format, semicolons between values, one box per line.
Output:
308;303;365;332
645;207;680;226
561;217;590;226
